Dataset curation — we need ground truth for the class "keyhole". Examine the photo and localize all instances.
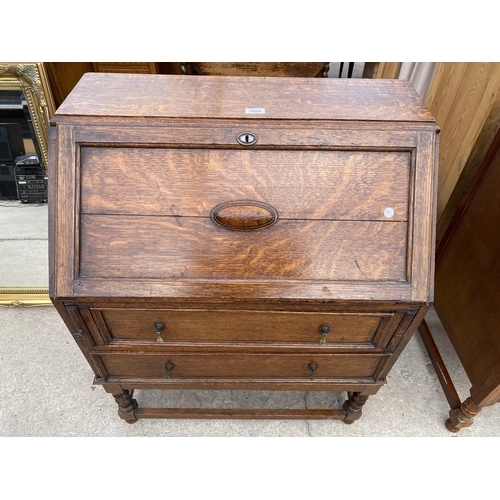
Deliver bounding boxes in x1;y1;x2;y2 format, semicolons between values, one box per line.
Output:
237;132;257;146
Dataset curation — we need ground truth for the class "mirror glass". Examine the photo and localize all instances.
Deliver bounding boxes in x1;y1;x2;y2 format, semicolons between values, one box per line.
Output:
0;63;53;307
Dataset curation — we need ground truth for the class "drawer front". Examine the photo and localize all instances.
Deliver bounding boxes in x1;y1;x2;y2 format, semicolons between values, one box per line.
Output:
93;308;398;348
99;352;387;380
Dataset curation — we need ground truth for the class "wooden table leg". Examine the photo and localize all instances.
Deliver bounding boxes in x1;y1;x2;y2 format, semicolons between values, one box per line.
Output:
112;389;138;424
343;392;369;424
419;319;485;433
446;397;482;432
418;319;462;409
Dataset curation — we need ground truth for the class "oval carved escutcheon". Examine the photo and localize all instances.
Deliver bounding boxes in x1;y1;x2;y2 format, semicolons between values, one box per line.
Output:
211;200;278;231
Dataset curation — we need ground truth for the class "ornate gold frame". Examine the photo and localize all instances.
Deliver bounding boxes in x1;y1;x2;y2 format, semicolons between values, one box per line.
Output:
0;287;52;307
0;63;55;307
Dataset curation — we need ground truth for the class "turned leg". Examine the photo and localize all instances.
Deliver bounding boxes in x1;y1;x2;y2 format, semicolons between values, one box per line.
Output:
446;397;482;433
343;392;369;424
112;389;139;424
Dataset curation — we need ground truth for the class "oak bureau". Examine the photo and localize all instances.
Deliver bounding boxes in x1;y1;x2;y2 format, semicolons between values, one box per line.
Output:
49;73;439;423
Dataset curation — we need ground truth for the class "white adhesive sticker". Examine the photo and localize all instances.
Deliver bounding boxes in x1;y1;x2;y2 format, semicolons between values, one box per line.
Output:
245;108;265;114
384;208;395;218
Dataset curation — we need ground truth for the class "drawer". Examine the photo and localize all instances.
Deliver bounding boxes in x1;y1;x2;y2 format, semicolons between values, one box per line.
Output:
92;308;400;348
99;352;387;380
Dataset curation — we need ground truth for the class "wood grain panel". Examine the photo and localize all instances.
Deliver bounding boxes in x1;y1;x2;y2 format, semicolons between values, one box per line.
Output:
97;308;391;345
80;147;410;221
71;279;413;302
72;123;422;148
375;62;401;79
46;62;94;109
55;73;435;122
410;131;438;302
50;125;77;299
426;63;470;132
99;352;386;379
437;64;499;216
436;99;500;245
426;62;500;221
79;215;408;282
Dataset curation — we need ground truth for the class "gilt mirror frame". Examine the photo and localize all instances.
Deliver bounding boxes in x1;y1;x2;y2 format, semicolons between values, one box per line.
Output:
0;62;55;307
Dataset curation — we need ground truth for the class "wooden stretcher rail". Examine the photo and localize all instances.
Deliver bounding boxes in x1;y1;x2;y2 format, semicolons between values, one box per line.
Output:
134;407;347;420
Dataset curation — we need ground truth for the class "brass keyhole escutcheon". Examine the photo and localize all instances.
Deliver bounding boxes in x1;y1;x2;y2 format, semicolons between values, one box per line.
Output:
237;132;258;146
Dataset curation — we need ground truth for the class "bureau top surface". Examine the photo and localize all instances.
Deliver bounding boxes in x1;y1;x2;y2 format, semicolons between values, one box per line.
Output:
52;73;435;123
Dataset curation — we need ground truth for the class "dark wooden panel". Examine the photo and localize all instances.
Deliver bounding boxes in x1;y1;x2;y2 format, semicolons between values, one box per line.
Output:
80;147;410;221
99;352;386;379
97;308;391;346
79;215;408;282
185;62;328;77
91;62;158;74
55;73;435;122
435;139;500;385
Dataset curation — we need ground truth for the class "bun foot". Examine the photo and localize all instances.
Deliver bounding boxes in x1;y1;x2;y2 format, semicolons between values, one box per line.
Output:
445;418;460;433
